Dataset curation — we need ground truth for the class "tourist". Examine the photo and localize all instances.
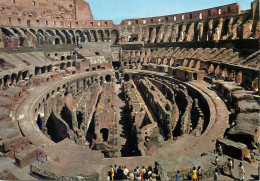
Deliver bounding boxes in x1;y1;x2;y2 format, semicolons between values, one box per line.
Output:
114;165;118;180
133;168;139;180
110;165;114;181
147;166;153;179
176;170;181;181
218;144;223;156
215;156;219;165
153;165;161;180
123;166;129;179
143;168;149;180
197;166;202;181
140;166;146;180
250;150;256;163
191;167;197;181
129;172;134;181
117;166;124;180
214;169;218;181
136;166;140;175
238;162;245;180
151;172;157;181
136;173;142;180
227;158;233;177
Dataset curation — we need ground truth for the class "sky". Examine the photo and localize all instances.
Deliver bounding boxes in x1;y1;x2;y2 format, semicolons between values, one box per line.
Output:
85;0;253;25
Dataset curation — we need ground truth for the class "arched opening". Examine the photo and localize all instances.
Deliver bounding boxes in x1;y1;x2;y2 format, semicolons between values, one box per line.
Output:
97;30;104;42
75;30;85;44
111;29;119;44
90;30;97;42
105;75;112;82
55;38;60;44
100;77;104;86
61;56;65;61
76;111;83;129
124;74;130;82
35;67;41;75
36;114;42;130
66;55;71;60
55;30;65;44
84;30;91;42
41;67;46;74
60;104;73;129
61;30;72;44
69;30;75;44
222;19;230;36
46;112;69;143
100;128;109;142
104;30;110;41
203;21;209;41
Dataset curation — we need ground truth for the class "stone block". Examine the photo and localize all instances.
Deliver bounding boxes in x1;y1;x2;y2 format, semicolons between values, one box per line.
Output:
15;146;44;168
216;138;249;160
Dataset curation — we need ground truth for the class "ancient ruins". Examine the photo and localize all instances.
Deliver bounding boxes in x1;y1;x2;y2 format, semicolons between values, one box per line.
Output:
0;0;259;180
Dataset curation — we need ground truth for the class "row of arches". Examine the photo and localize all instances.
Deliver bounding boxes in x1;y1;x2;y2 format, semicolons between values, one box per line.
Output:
0;27;120;48
0;70;29;90
34;73;113;143
134;14;252;43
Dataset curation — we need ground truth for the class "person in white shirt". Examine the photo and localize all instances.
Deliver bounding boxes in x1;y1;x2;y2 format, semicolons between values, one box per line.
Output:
123;166;129;178
238;162;245;180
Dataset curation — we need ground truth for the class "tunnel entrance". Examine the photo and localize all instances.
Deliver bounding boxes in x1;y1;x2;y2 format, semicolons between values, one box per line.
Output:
76;111;83;129
60;104;73;129
46;112;69;143
100;128;108;142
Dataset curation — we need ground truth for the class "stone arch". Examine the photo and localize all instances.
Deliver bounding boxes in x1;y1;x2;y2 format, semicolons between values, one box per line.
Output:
55;38;60;44
124;74;130;82
169;58;175;67
3;75;10;87
111;29;119;44
90;30;97;42
16;71;22;83
195;61;200;69
203;21;210;41
221;18;230;37
37;29;45;44
35;67;41;75
1;27;15;37
104;29;110;41
61;30;72;44
163;58;168;65
46;29;55;36
105;75;112;82
150;27;156;43
75;30;85;43
194;22;200;41
236;71;242;83
252;76;258;91
68;30;75;44
183;59;188;67
97;30;104;42
66;61;71;67
189;59;195;68
11;73;17;84
208;64;215;74
157;58;162;64
55;30;66;44
84;30;91;42
178;24;183;40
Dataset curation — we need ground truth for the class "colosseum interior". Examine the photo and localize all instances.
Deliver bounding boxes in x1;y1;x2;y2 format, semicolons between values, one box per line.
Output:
0;0;259;180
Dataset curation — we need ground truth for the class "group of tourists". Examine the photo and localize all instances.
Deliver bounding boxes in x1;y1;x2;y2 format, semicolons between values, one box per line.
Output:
108;165;161;181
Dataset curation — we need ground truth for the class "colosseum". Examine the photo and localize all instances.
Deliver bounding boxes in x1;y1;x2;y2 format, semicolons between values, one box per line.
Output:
0;0;259;180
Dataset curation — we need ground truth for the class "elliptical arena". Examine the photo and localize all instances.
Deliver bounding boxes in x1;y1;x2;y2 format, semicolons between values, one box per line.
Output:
0;0;259;180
